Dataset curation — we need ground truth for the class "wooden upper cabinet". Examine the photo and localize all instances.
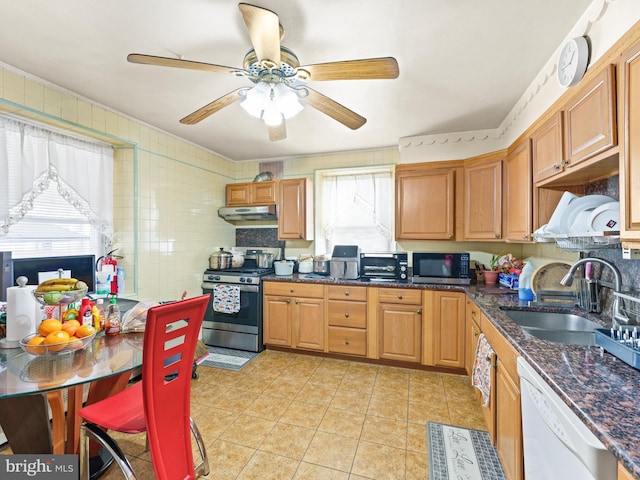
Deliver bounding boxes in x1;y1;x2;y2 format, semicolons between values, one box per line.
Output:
225;181;278;206
620;39;640;244
532;112;564;183
396;163;459;240
278;178;313;240
564;64;617;167
504;139;533;243
225;183;251;206
463;154;503;240
252;181;278;204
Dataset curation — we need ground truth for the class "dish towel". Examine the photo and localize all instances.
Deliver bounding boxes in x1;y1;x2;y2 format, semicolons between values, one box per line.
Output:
471;333;495;407
213;285;240;314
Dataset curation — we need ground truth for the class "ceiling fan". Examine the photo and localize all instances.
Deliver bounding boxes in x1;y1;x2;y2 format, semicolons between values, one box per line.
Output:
127;3;399;141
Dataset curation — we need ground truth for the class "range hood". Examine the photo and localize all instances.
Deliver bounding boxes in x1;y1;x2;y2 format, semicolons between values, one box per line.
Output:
218;205;277;221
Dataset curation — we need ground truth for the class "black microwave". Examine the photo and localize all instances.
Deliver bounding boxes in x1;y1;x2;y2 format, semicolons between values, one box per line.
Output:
412;252;471;285
360;252;409;283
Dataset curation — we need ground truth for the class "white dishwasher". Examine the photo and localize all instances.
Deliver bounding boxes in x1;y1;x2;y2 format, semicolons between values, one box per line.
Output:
516;357;616;480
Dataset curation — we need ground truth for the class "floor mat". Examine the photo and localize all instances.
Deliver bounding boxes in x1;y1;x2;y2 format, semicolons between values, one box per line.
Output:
427;422;506;480
196;346;259;371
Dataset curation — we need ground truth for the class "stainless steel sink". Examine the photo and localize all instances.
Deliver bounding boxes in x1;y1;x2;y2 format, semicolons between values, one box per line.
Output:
502;309;600;346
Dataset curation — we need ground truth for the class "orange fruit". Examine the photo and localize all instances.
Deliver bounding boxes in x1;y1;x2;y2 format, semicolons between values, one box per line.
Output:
61;322;78;337
65;319;81;328
75;324;96;339
25;335;46;355
38;319;63;337
43;330;71;352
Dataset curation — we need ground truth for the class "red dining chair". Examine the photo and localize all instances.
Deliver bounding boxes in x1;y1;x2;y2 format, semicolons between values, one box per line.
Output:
77;294;211;480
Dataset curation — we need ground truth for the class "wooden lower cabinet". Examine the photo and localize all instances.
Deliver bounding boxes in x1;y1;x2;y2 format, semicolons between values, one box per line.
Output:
263;282;324;351
431;291;466;368
327;285;368;357
496;361;523;480
465;297;481;375
377;287;422;363
378;303;422;362
618;462;636;480
480;312;523;480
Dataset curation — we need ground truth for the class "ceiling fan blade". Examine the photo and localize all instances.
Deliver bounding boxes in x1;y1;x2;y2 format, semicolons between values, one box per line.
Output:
127;54;240;75
304;87;366;130
268;122;287;141
300;57;399;81
238;3;281;65
180;89;244;125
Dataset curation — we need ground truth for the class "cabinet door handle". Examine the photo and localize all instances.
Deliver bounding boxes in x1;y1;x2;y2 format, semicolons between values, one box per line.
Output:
344;290;350;296
397;294;403;300
494;232;500;238
417;308;422;314
561;159;569;167
344;339;350;345
344;312;350;318
286;299;290;303
290;288;294;293
474;331;479;337
295;299;299;304
553;164;561;171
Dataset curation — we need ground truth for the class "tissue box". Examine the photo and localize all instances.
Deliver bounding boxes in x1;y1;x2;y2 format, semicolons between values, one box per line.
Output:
499;272;519;290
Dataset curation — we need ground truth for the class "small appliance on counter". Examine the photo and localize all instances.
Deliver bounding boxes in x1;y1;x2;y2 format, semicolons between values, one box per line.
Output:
313;255;331;276
330;245;361;280
360;252;408;283
412;252;471;285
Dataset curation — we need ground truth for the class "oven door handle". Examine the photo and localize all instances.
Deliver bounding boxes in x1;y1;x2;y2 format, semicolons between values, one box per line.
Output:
202;282;260;293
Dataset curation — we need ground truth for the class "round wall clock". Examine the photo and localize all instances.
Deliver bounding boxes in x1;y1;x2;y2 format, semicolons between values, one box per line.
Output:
557;36;590;88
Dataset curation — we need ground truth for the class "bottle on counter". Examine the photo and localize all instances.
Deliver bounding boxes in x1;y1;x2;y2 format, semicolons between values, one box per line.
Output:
518;261;535;301
78;297;93;326
105;297;121;336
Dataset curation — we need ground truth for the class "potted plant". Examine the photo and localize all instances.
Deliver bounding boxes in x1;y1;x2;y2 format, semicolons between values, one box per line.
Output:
483;253;503;284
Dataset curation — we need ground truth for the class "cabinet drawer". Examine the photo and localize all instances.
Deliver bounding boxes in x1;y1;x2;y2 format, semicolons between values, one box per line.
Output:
377;288;422;305
327;285;367;301
263;282;324;298
328;326;367;356
328;300;367;328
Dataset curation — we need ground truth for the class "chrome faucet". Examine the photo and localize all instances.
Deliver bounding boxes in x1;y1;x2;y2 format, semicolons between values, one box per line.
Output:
560;257;627;325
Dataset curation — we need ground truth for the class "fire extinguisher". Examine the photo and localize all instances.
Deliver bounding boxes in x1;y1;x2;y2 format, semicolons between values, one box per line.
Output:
97;249;122;295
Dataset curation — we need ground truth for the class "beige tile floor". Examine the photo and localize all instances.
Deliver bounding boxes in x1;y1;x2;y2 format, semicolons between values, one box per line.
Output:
101;349;488;479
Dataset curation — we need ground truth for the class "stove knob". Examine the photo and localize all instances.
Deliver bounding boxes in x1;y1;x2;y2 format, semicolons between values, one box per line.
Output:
239;277;246;283
244;277;253;284
207;275;221;281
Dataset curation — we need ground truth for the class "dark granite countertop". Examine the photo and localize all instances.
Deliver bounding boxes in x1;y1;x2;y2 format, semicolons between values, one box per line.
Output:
264;273;640;478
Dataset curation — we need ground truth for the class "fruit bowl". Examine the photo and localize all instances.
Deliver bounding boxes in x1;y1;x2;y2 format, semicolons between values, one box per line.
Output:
33;287;88;306
20;331;97;356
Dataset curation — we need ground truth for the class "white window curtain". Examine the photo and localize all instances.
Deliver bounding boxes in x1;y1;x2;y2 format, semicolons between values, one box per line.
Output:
0;116;113;240
317;169;394;254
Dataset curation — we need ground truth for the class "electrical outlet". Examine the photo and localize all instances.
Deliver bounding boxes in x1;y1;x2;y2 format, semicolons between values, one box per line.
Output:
622;248;640;260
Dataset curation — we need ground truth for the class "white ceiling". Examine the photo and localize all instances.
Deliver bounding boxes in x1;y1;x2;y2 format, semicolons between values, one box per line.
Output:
0;0;592;162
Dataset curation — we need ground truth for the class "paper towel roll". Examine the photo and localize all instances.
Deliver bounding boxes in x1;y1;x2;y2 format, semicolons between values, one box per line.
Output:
6;283;39;343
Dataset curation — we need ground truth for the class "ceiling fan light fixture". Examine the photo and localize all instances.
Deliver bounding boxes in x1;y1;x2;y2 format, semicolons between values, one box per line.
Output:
241;81;303;126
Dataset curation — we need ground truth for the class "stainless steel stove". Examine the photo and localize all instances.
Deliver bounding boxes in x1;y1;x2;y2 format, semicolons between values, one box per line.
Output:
201;247;280;352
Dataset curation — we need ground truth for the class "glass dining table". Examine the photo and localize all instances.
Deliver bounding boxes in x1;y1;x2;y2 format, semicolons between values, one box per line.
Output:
0;331;144;457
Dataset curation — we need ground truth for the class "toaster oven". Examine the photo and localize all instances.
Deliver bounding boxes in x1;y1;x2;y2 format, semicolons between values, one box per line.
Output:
360;252;409;283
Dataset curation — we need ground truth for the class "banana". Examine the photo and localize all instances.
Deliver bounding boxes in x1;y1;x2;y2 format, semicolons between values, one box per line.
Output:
40;278;78;286
36;284;74;292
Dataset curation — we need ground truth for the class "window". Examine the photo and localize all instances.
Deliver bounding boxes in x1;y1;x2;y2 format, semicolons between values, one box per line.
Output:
0;184;104;258
0;116;113;260
315;165;395;255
